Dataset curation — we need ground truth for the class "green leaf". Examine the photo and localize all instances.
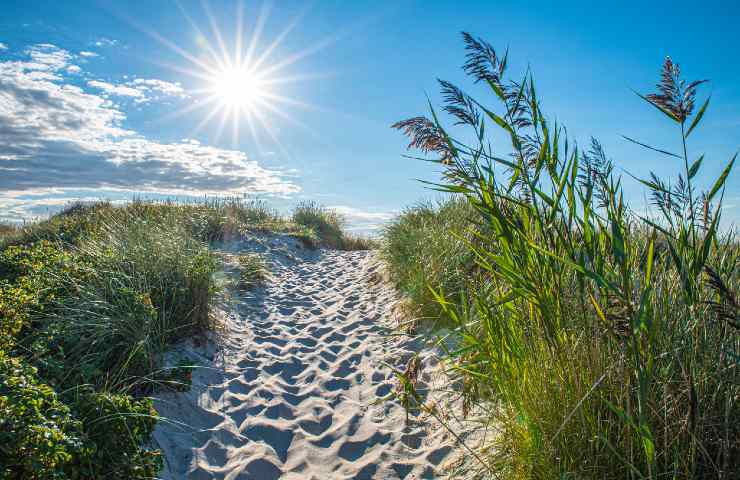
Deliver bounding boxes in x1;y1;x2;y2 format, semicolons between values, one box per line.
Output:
486;79;506;101
611;221;625;266
479;104;512;133
622;136;681;159
633;90;680;123
688;154;704;179
644;233;655;288
685;96;711;138
707;153;737;203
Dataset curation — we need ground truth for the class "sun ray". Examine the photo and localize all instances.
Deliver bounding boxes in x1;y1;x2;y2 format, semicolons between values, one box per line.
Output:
235;2;243;63
252;96;322;141
258;31;340;79
249;4;309;73
243;1;271;69
231;105;240;147
213;105;234;144
258;91;321;111
245;109;266;154
116;8;219;77
249;106;292;160
154;93;221;125
114;0;344;156
258;70;339;86
175;0;224;67
202;0;231;66
189;101;226;138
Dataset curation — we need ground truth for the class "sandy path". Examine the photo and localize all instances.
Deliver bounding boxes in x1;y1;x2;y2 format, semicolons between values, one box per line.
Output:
153;236;455;479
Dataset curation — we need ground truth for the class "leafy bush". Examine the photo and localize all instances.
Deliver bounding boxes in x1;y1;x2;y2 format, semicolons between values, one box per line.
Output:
0;354;84;479
69;389;161;478
391;33;740;478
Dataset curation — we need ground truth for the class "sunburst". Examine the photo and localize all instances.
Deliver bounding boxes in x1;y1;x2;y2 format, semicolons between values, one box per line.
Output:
122;0;332;152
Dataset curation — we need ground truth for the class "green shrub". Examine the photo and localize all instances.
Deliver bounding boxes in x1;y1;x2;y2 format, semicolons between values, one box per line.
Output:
0;354;84;479
69;389;161;478
392;33;740;478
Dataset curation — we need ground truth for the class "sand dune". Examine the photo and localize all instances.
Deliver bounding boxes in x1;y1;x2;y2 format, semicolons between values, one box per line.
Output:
153;235;458;479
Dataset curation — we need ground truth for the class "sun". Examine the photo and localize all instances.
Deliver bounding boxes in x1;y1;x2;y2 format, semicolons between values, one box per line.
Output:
210;66;266;110
128;0;333;150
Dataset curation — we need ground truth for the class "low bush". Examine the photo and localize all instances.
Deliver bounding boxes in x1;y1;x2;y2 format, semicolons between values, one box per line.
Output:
291;200;376;250
0;354;84;479
292;201;347;248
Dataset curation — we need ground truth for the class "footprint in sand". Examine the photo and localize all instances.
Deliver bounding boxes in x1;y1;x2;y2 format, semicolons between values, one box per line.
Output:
153;235;458;479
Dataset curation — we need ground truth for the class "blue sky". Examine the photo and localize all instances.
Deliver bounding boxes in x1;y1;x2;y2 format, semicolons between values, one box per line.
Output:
1;0;739;230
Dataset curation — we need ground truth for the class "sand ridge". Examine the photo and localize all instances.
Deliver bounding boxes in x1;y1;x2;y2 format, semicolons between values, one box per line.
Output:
153;235;457;479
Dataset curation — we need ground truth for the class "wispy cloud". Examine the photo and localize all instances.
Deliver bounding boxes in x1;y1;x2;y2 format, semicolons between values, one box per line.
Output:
128;78;187;100
88;79;145;99
0;43;299;220
0;43;8;51
94;37;118;47
79;50;99;57
88;78;186;104
328;205;396;232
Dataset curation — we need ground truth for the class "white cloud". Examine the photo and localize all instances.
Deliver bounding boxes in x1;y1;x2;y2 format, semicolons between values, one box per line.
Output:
328;205;396;232
86;78;187;104
66;65;81;74
0;43;7;51
25;44;71;72
0;43;298;219
79;51;99;57
88;79;145;99
129;78;186;97
94;38;118;47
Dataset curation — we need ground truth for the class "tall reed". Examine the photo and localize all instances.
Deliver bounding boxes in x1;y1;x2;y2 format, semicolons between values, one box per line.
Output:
390;33;739;478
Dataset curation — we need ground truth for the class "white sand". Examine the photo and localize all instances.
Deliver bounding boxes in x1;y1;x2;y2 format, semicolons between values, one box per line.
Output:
152;234;460;479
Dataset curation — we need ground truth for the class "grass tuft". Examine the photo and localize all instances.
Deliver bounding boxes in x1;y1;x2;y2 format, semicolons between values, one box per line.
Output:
237;253;268;289
292;200;376;250
380;198;475;322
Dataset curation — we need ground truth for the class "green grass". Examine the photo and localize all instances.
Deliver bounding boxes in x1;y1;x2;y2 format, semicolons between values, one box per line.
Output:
387;33;740;479
0;198;370;478
0;224;15;239
381;197;476;321
237;253;268;289
292;200;377;250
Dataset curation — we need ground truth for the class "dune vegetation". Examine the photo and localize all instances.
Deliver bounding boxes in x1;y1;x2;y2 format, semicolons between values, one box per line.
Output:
384;33;739;478
0;198;369;479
